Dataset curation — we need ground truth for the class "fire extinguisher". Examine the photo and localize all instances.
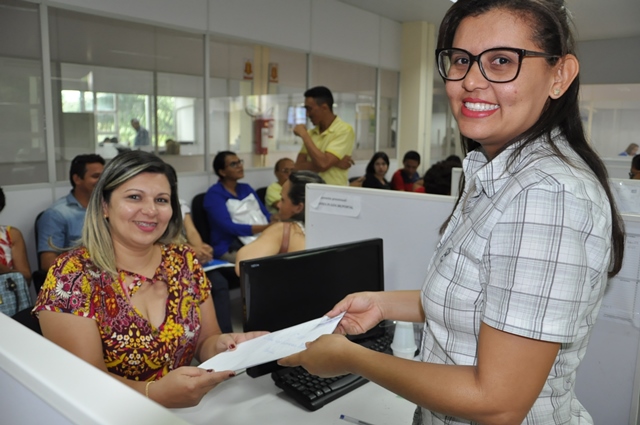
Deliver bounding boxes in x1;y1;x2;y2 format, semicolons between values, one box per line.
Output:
254;117;273;155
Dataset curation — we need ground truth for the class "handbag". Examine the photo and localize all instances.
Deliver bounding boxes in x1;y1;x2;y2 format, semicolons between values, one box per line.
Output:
0;272;32;317
226;193;268;245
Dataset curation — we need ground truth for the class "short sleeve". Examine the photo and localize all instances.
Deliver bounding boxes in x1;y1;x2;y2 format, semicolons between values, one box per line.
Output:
324;124;355;160
265;183;281;209
482;184;610;343
33;249;97;318
37;209;66;253
182;245;211;304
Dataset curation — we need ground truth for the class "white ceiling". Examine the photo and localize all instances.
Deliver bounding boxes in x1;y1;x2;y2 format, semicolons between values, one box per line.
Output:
338;0;640;42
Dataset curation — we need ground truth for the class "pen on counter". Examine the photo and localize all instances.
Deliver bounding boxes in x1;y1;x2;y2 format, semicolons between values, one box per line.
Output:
339;414;376;425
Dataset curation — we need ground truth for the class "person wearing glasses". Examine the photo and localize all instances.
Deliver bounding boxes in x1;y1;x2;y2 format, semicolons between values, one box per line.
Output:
265;157;294;214
203;151;271;263
37;154;105;271
33;151;266;407
281;1;624;424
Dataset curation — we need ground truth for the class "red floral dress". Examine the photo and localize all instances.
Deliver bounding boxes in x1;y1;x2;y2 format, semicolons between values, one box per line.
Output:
0;225;14;268
33;244;211;382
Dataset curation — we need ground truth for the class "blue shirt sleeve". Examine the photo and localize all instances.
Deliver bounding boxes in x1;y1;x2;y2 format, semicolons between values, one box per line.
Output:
37;208;67;253
203;187;254;237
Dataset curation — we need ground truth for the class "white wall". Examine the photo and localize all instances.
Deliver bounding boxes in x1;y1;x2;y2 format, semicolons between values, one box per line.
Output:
3;163;368;278
37;0;402;70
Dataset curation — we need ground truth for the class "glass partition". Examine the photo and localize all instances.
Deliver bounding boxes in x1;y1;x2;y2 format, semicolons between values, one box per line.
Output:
48;8;205;174
311;56;377;160
0;0;46;185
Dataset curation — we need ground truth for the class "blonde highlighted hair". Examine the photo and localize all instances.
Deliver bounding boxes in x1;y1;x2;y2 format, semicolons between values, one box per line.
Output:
82;151;183;277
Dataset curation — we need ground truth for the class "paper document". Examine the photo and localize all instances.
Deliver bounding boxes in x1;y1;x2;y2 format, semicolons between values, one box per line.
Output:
198;312;346;372
201;259;235;272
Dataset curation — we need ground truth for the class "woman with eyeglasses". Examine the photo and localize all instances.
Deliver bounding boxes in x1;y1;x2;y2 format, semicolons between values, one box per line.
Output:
203;151;271;263
33;151;266;408
280;1;625;424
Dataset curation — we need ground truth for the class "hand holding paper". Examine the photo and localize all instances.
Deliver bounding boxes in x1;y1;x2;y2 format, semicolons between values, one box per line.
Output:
199;312;346;372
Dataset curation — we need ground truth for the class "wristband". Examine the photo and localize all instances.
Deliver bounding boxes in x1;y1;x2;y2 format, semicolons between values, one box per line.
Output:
145;380;155;398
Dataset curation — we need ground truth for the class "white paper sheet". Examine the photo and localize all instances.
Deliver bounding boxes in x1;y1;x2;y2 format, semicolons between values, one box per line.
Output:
198;313;346;372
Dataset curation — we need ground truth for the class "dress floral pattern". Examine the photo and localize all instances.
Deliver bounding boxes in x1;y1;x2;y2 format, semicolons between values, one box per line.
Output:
33;244;211;382
0;225;14;268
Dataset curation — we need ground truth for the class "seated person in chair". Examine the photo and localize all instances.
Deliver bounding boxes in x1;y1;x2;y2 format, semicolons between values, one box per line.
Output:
265;157;294;215
0;187;31;284
235;171;325;275
203;151;271;263
37;154;105;271
34;151;265;407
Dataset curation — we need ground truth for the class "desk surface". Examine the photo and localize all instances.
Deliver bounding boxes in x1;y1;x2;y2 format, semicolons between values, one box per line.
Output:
172;371;415;425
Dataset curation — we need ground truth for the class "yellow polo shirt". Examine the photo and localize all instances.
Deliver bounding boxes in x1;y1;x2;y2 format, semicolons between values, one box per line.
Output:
299;116;355;186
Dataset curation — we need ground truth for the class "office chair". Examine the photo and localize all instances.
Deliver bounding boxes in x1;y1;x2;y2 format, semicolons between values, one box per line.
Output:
256;187;267;205
190;193;239;290
32;211;47;294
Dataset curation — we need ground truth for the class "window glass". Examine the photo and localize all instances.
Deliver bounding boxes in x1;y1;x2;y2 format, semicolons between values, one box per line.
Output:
0;0;46;185
311;56;376;160
378;69;399;159
48;8;204;174
580;84;640;158
209;40;307;168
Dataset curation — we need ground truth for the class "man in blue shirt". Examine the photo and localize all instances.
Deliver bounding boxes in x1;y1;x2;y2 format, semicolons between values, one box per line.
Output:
37;154;105;271
131;118;150;147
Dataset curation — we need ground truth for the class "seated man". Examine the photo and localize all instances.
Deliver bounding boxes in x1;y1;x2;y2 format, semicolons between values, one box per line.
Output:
265;157;294;215
391;150;424;192
37;154;105;271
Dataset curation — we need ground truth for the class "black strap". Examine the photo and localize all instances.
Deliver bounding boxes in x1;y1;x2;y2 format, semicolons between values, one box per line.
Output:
5;277;19;313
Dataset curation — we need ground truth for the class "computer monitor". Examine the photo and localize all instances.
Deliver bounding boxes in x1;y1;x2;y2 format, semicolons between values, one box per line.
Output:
238;238;384;376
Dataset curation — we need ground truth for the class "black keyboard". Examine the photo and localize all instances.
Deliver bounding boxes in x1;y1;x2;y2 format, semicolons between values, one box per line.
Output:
271;332;393;411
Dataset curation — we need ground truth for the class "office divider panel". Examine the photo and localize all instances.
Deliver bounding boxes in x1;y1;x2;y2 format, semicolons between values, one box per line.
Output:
575;213;640;425
0;314;187;425
305;184;456;291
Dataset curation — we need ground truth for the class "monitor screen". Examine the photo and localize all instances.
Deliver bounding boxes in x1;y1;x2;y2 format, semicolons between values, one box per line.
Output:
239;238;384;335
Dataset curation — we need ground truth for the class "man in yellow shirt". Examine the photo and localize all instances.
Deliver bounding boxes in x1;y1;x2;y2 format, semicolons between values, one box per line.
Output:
294;86;355;186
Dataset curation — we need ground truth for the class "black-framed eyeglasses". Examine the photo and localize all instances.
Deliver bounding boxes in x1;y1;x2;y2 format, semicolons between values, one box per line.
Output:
436;47;559;83
227;159;244;168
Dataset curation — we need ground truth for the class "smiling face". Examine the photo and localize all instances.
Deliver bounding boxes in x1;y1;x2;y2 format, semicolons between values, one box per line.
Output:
103;172;173;251
74;162;104;197
446;9;559;158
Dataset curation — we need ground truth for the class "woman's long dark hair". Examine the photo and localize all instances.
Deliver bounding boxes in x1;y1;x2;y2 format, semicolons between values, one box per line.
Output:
286;171;325;222
437;0;624;277
365;152;390;176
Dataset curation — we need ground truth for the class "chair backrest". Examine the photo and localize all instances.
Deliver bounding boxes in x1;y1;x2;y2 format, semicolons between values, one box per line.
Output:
256;187;267;205
34;210;45;270
190;193;210;244
32;210;47;294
